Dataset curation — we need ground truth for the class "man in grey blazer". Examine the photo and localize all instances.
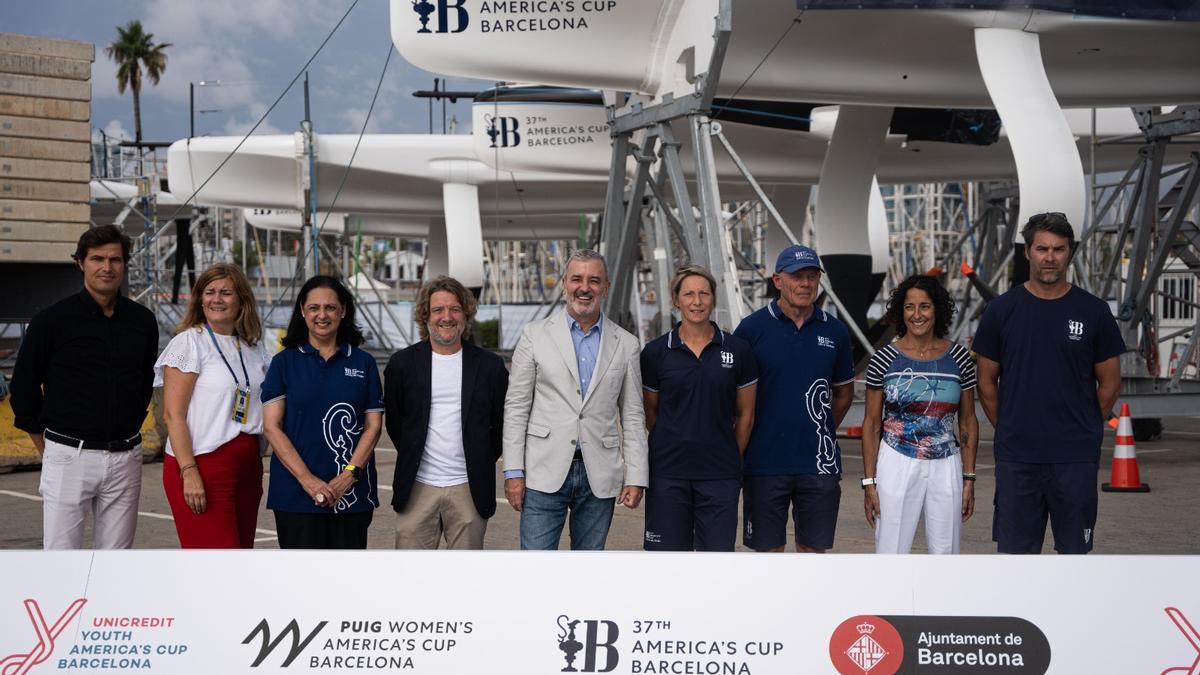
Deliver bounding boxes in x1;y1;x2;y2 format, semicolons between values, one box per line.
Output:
503;249;649;550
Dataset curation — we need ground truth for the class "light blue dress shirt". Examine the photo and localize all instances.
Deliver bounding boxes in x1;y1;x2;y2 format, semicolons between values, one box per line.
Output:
569;314;603;399
506;313;603;480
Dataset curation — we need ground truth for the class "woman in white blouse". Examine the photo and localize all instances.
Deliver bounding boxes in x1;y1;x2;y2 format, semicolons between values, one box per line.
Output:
155;263;274;548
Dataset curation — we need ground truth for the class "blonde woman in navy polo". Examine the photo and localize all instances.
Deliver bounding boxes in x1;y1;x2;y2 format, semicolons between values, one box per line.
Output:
261;276;384;549
640;265;757;551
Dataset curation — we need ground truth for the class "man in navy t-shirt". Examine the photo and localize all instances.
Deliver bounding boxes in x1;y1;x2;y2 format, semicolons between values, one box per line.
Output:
734;245;855;553
973;212;1124;554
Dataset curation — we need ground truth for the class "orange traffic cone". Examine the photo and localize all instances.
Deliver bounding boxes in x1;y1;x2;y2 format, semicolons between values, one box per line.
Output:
1102;403;1150;493
960;261;998;302
835;422;864;439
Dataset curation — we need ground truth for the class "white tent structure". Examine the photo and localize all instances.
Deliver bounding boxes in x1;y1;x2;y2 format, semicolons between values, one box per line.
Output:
347;271;391;292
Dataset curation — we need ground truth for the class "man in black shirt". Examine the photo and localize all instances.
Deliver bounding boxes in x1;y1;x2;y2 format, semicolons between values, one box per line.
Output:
10;225;159;549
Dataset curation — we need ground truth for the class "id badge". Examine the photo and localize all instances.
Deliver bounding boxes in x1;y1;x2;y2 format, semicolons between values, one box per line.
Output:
231;386;250;424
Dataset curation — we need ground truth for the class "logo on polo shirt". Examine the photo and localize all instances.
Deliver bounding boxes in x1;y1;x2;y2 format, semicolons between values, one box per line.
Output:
323;403;364;512
807;379;840;474
720;351;734;368
1067;320;1084;341
817;336;835;349
344;367;365;378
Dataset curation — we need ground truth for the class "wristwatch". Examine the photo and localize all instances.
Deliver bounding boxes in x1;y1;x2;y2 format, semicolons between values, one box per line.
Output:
343;464;360;481
861;477;877;489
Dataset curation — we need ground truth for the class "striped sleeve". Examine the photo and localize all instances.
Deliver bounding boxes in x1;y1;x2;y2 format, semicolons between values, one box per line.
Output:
951;343;977;390
864;345;895;390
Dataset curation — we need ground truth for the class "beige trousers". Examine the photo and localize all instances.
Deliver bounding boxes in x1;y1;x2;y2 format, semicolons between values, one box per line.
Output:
394;481;487;550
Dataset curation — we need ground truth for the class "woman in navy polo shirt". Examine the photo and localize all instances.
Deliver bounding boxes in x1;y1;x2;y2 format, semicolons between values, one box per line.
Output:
640;265;757;551
261;276;384;549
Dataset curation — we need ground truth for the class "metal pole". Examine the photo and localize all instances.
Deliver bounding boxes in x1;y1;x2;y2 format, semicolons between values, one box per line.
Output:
343;235;351;293
1131;152;1200;321
631;280;646;345
608;133;656;332
658;124;705;261
1170;314;1200;389
651;194;674;336
241;213;247;270
1100;155;1147;301
598;131;630;323
715;129;795;242
189;82;194;138
299;72;317;280
1120;141;1167;322
690;115;741;326
1086;107;1097;286
711;128;873;355
305;72;319;276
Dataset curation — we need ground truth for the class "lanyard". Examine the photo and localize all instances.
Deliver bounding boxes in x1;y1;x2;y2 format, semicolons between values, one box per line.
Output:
204;324;250;388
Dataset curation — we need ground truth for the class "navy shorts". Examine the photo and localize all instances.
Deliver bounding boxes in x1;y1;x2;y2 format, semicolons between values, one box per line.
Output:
644;476;741;552
993;460;1099;554
742;474;841;551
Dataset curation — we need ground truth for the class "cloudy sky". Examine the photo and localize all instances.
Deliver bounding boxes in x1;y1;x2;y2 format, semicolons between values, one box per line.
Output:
7;0;488;142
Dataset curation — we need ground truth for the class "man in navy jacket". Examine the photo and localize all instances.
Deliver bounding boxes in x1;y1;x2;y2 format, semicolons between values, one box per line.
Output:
385;276;508;549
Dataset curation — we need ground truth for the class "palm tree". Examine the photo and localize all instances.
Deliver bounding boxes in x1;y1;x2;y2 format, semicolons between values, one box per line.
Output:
104;20;171;143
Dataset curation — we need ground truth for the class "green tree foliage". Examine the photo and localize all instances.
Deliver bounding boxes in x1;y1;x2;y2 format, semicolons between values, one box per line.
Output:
105;20;171;143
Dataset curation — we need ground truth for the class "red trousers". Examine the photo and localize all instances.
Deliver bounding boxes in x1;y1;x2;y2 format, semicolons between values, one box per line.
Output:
163;433;263;548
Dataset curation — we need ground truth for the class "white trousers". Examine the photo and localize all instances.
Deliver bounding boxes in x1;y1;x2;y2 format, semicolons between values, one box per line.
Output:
874;441;962;554
39;438;142;550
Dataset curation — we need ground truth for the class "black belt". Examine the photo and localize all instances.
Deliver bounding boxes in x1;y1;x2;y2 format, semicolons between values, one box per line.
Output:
573;447;584;462
44;429;141;452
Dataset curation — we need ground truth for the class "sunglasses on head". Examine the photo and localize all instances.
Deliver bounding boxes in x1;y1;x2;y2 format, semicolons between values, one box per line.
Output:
1029;211;1067;222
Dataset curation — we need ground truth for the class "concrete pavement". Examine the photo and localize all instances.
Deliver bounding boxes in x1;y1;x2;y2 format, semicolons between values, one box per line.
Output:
1;415;1197;553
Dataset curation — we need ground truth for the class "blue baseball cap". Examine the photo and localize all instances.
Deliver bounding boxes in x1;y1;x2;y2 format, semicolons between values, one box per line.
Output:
775;244;823;274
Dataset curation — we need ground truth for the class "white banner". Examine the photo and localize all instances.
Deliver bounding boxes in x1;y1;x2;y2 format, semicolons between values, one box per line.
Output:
1;551;1198;674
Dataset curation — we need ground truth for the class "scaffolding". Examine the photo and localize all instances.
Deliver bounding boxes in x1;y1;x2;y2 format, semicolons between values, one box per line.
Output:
68;63;1200;426
1078;106;1200;419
